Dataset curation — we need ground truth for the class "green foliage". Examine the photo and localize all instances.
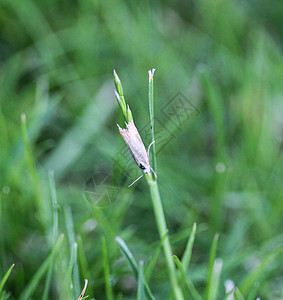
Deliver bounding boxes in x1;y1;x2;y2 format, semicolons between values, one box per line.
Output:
0;0;282;299
137;261;145;300
101;236;114;300
172;255;202;300
0;264;15;299
115;237;155;300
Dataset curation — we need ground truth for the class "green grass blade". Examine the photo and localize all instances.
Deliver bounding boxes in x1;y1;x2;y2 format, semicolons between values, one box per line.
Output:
49;170;58;243
115;237;155;300
115;236;138;277
137;261;145;300
77;235;90;281
101;236;114;300
182;223;197;272
148;68;156;173
42;264;53;300
20;113;47;223
42;169;59;300
205;233;219;298
224;289;234;300
64;243;78;298
239;246;283;295
172;255;202;300
246;282;260;300
0;264;15;296
64;206;80;297
19;234;64;300
207;258;223;300
145;230;168;281
234;287;245;300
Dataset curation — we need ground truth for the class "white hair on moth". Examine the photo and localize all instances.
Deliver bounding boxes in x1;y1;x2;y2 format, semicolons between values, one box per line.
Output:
117;120;156;187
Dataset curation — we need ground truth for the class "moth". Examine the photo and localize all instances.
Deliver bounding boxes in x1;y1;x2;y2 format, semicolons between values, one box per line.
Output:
117;120;156;186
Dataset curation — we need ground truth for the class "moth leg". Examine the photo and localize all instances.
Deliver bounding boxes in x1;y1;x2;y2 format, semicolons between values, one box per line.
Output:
128;174;144;187
150;166;157;178
147;140;155;158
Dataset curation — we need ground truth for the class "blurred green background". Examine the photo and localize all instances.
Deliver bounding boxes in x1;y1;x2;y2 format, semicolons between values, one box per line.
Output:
0;0;283;299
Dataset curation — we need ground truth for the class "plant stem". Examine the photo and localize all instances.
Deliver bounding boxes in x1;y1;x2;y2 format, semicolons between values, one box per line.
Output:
145;174;184;300
148;69;156;173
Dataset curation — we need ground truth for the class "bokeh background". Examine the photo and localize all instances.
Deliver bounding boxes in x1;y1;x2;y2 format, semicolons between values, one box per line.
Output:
0;0;283;299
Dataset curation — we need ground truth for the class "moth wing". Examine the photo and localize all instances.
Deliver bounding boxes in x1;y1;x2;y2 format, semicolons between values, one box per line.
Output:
118;120;149;168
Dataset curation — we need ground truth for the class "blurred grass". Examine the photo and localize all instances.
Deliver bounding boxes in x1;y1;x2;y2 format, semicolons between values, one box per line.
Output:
0;0;283;299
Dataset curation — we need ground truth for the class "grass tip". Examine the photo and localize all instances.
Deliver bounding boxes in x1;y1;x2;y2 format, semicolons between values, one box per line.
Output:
148;69;156;80
115;236;122;243
214;258;223;270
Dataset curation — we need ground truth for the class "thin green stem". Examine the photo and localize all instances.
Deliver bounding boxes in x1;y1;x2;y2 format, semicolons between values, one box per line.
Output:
101;236;114;300
145;174;184;300
148;69;156;173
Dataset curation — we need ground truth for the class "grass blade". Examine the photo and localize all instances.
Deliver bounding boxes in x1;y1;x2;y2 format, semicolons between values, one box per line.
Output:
148;68;156;173
239;246;283;295
68;243;78;279
64;206;80;297
145;230;168;281
21;113;47;223
137;261;145;300
0;264;15;297
115;237;155;300
207;258;223;300
42;169;59;300
246;282;260;300
234;287;245;300
172;255;203;300
19;234;64;300
77;235;90;281
101;236;114;300
49;170;58;243
182;223;197;272
115;236;138;277
224;290;234;300
205;233;219;298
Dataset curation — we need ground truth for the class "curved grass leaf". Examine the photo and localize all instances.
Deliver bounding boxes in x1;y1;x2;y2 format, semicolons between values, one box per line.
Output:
19;234;64;300
0;264;15;297
145;230;168;281
115;236;155;300
172;255;202;300
205;233;219;298
182;223;197;272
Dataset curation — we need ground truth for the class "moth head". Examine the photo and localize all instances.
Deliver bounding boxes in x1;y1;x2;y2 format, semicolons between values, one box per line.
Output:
139;163;151;175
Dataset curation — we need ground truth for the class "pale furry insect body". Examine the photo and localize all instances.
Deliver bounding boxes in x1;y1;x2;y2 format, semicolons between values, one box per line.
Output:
117;120;156;186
